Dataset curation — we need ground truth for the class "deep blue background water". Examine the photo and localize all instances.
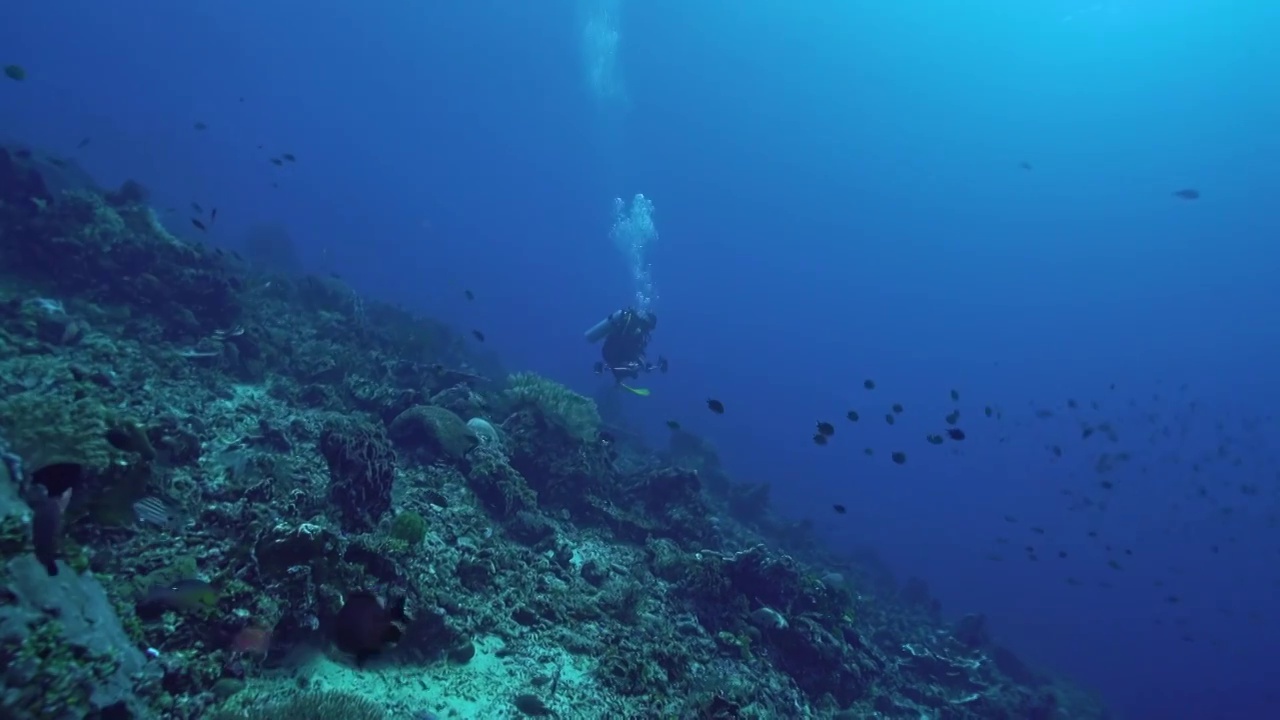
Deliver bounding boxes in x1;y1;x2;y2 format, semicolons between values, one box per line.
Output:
5;1;1279;717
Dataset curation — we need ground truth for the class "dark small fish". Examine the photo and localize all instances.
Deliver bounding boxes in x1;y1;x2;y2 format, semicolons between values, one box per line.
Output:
513;695;553;718
191;218;207;231
950;388;960;401
191;202;203;214
863;448;874;456
1018;161;1032;170
833;504;847;514
333;591;406;665
464;290;474;300
1058;550;1067;559
281;153;296;162
46;157;66;168
884;413;895;425
890;451;907;465
1172;188;1199;200
1004;515;1017;523
946;428;965;441
846;410;859;422
665;420;680;430
210;207;218;224
706;398;725;414
471;330;485;342
1031;526;1046;535
891;403;904;414
926;434;944;445
270;158;283;166
598;430;615;444
14;148;32;159
194;121;208;131
812;433;828;446
984;406;993;418
816;421;834;437
863;379;875;390
945;410;960;425
4;65;27;81
76;137;91;149
32;487;71;576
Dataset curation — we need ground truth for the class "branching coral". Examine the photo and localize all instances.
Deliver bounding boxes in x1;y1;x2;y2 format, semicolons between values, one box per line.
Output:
211;689;385;720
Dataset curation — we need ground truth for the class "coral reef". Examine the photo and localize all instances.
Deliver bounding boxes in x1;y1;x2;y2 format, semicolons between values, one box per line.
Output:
387;405;476;464
0;143;1112;719
504;371;601;443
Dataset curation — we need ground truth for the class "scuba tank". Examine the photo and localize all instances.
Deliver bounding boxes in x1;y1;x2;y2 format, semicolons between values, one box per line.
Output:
584;310;626;343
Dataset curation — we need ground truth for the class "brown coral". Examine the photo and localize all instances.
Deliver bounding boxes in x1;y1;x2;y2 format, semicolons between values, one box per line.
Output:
387;404;476;464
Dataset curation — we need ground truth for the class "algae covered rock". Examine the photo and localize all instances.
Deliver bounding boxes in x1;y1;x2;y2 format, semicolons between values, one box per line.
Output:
464;444;537;519
0;356;115;472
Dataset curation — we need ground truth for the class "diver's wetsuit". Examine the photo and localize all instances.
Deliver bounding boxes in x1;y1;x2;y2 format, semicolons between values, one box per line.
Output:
599;310;656;383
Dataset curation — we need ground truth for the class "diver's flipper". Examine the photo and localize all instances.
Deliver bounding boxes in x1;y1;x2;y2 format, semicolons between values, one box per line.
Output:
621;384;651;396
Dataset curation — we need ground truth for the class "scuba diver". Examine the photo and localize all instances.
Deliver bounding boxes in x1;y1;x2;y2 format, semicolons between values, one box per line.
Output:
584;307;668;394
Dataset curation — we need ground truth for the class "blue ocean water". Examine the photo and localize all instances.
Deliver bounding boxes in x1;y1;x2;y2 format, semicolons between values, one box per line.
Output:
4;1;1278;717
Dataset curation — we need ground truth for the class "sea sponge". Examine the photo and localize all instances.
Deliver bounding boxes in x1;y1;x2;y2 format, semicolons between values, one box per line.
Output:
318;420;396;533
504;372;600;443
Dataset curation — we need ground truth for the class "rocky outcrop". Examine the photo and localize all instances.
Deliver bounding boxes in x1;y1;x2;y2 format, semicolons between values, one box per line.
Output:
0;455;155;720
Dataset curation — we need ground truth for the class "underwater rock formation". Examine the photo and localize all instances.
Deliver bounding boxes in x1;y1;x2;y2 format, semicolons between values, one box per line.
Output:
0;144;1112;719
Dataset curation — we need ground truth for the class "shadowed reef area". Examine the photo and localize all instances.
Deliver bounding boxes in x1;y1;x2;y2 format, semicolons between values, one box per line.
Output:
0;143;1111;719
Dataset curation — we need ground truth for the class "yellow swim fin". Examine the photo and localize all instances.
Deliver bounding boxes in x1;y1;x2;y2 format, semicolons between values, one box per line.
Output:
621;384;651;396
